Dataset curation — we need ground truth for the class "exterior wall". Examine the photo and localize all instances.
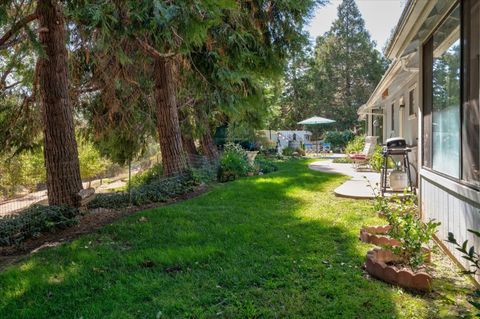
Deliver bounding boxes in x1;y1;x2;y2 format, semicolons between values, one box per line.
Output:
382;76;418;145
420;170;480;280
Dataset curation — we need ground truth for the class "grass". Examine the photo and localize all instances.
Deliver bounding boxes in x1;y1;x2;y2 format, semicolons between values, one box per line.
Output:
0;160;474;318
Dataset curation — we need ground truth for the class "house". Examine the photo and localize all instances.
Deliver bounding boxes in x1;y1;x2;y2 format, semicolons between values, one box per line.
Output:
359;0;480;279
259;130;312;152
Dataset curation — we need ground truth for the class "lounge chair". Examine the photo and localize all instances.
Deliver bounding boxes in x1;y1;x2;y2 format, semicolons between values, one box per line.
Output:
348;141;376;170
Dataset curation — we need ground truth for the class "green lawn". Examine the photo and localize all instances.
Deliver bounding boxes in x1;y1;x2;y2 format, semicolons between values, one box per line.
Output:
0;160;473;318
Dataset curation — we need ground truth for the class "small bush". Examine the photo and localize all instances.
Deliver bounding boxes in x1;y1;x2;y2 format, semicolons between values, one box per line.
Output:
218;143;250;181
282;147;294;156
384;193;440;269
254;155;278;174
129;163;163;188
282;147;305;157
88;173;198;209
324;130;355;151
87;192;131;209
369;145;384;172
0;205;79;247
344;135;365;154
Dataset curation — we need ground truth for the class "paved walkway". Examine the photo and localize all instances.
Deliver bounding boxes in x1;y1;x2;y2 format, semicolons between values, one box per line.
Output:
309;160;380;199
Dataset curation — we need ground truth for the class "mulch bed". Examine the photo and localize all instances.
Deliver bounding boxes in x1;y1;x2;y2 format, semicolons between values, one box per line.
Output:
0;185;210;271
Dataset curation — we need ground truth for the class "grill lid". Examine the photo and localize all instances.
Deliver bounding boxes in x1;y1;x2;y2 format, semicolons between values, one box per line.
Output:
386;137;407;149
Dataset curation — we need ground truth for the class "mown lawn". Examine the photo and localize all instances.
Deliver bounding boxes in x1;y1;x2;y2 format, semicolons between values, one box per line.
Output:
0;160;473;318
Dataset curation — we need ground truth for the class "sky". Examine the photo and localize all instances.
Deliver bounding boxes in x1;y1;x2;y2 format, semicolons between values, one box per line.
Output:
305;0;406;51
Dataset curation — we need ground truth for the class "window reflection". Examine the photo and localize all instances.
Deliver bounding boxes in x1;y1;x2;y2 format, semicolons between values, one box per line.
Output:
431;5;461;178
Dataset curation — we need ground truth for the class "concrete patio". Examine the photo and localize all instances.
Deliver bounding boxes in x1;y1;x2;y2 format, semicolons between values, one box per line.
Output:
309;160;380;199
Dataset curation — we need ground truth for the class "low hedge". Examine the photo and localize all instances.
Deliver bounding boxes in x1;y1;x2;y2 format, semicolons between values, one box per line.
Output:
254;155;278;174
88;172;198;209
0;205;79;247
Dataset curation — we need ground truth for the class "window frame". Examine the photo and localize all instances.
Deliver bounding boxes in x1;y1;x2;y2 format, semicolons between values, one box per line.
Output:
422;0;480;190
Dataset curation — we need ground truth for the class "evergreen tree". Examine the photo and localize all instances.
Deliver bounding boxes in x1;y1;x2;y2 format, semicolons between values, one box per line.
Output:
313;0;385;130
0;0;84;207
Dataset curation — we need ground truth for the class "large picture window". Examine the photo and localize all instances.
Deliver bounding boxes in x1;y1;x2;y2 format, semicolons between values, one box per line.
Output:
431;5;461;178
423;0;480;186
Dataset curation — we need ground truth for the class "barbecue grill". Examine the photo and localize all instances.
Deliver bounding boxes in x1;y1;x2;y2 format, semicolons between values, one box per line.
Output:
380;137;413;196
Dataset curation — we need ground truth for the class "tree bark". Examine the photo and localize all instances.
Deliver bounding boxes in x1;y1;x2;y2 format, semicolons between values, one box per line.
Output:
182;134;198;165
153;57;188;176
200;127;219;162
37;0;83;207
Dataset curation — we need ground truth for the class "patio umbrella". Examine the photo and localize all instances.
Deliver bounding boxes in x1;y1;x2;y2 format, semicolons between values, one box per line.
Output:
297;116;335;125
297;116;336;154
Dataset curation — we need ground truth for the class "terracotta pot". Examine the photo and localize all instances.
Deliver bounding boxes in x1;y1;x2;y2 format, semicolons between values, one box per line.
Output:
359;225;401;247
365;248;432;291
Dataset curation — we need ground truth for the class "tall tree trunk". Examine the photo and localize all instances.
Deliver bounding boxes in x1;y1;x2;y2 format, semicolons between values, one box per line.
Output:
153;57;188;176
201;127;218;162
37;0;83;207
182;134;198;165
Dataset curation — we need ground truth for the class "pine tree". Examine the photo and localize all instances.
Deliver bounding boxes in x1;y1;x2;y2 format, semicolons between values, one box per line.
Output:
0;0;83;206
313;0;385;130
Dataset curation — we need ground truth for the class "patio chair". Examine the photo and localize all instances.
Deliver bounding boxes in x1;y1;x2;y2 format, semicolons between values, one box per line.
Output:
348;141;376;170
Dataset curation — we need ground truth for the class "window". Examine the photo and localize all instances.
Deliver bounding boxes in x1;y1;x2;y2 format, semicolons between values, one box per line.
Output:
409;88;416;117
423;0;480;185
423;4;461;177
391;103;395;131
462;0;480;184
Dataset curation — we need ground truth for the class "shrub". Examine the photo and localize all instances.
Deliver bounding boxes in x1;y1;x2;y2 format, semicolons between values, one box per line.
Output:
344;135;365;154
254;155;278;174
324;130;355;151
218;143;250;181
384;194;440;269
88;173;198;209
282;147;294;156
295;148;306;156
0;205;79;247
87;192;131;209
447;230;480;316
369;145;384;172
282;147;305;157
129;163;163;188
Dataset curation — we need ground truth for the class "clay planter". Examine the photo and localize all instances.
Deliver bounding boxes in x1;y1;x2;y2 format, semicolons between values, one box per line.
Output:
359;225;401;247
365;248;432;291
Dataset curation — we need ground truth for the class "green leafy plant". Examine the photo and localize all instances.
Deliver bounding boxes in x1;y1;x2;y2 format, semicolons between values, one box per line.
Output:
129;163;163;188
254;155;278;174
281;147;294;156
218;143;250;181
0;205;79;247
383;193;439;269
324;130;355;151
447;230;480;315
344;135;365;155
88;173;198;209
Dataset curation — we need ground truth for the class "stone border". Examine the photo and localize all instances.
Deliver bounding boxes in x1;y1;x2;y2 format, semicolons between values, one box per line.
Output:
359;225;401;247
365;248;432;291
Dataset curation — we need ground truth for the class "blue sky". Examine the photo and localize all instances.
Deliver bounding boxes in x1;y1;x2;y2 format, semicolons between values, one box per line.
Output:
305;0;405;51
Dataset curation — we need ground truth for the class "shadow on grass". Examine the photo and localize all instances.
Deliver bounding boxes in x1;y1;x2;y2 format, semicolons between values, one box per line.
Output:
0;160;471;318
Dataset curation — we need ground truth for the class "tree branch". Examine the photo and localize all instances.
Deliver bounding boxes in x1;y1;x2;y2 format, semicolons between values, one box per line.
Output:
0;12;38;47
136;39;175;59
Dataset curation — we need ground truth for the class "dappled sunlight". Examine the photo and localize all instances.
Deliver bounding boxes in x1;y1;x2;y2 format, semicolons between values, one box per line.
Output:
0;160;471;318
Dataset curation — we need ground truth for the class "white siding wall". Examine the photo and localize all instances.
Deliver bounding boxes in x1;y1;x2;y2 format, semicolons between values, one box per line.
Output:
421;172;480;279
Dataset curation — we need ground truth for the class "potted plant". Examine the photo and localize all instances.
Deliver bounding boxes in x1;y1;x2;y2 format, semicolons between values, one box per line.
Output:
389;161;408;191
